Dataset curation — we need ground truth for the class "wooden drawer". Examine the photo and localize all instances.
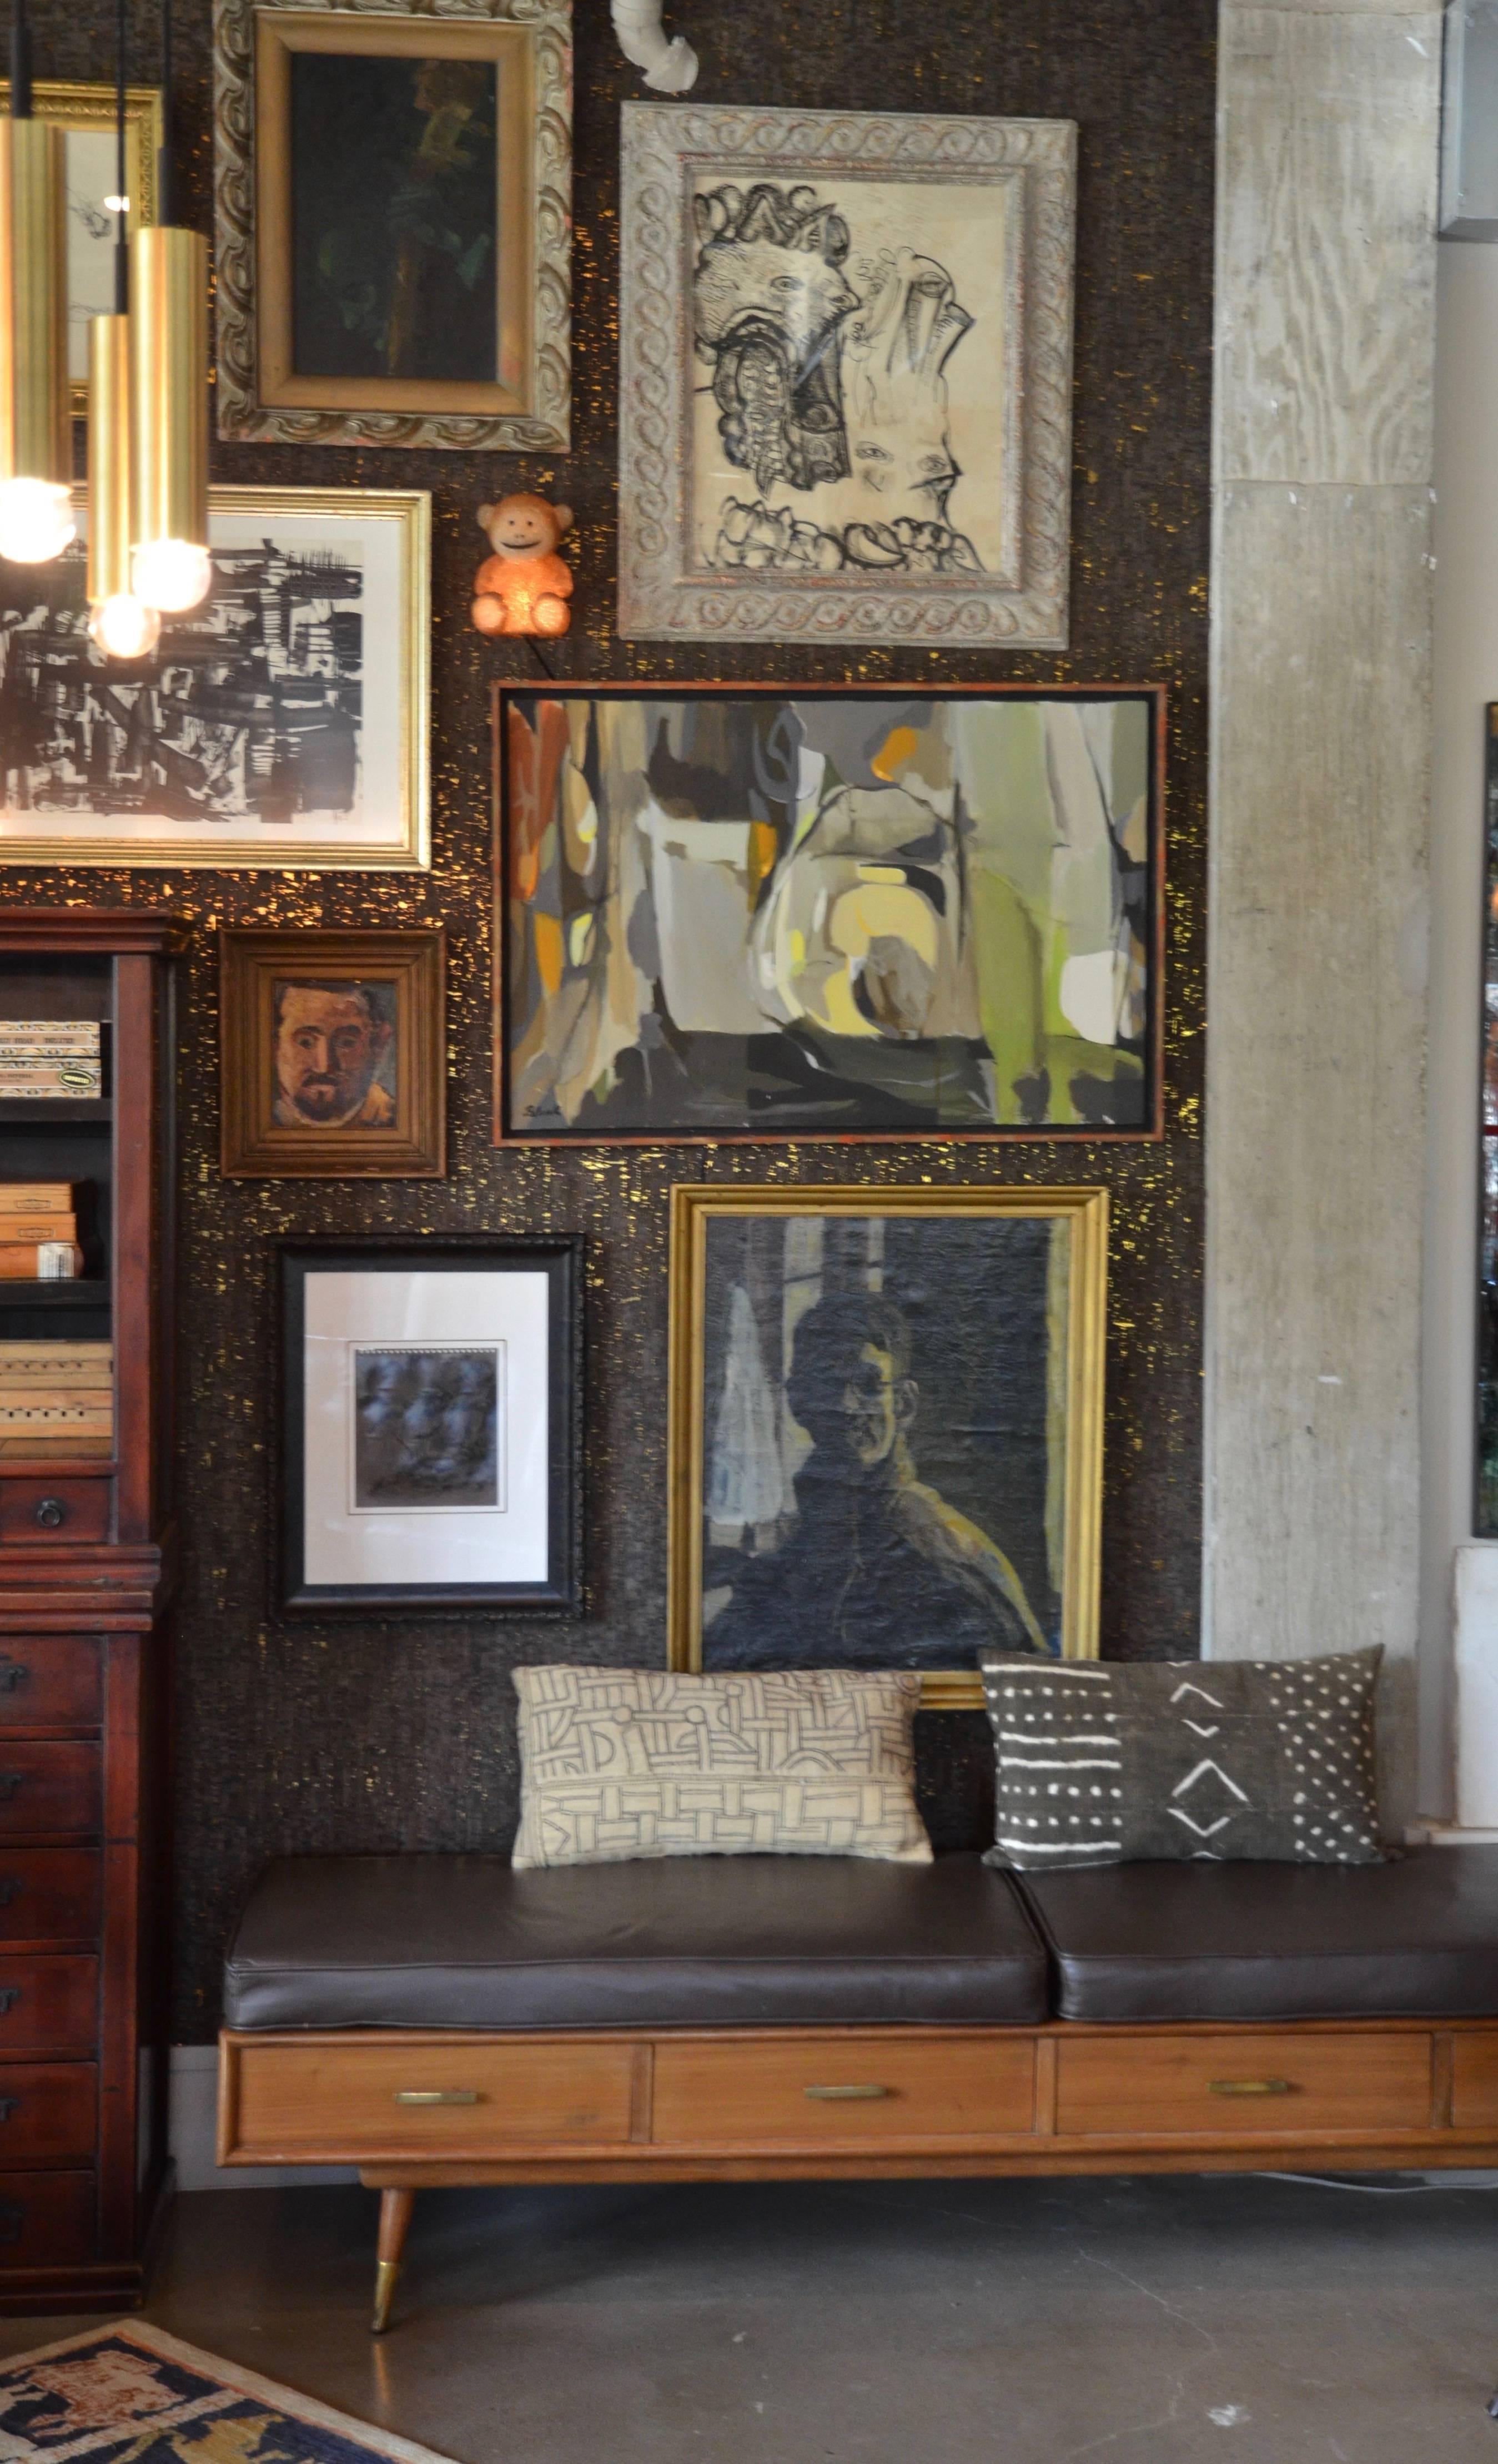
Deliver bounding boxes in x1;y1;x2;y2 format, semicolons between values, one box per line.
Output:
0;1480;110;1548
0;2063;95;2166
1451;2034;1498;2130
0;2169;94;2265
0;1958;95;2057
231;2037;637;2159
0;1853;99;1946
651;2034;1036;2149
1055;2033;1432;2137
0;1745;98;1840
0;1640;99;1727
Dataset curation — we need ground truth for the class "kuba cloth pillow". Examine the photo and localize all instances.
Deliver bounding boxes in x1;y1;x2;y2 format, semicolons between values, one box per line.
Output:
511;1666;932;1868
980;1647;1385;1870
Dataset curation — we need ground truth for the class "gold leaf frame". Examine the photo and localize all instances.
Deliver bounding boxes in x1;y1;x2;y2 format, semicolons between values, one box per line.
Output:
0;485;430;870
667;1183;1108;1710
212;0;572;451
0;79;162;415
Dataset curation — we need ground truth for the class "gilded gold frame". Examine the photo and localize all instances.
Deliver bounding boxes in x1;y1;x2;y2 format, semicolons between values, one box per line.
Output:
667;1183;1109;1711
0;79;162;415
0;485;430;871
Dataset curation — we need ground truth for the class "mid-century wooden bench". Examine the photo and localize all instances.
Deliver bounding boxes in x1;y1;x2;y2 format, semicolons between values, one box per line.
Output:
217;1847;1498;2342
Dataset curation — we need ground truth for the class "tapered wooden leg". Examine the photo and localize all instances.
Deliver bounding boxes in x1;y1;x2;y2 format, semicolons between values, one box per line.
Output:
372;2188;415;2335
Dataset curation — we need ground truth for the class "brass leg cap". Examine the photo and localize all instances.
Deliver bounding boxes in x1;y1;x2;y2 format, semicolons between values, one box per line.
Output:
371;2257;400;2336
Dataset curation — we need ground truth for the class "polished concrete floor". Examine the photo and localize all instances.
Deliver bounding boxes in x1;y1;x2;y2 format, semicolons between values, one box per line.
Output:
0;2174;1494;2461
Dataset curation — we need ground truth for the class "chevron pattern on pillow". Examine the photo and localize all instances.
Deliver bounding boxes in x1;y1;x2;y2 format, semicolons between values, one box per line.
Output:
979;1648;1385;1869
511;1665;932;1868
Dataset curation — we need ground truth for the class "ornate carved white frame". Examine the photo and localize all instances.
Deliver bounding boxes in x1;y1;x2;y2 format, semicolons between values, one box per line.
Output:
618;103;1075;647
213;0;572;452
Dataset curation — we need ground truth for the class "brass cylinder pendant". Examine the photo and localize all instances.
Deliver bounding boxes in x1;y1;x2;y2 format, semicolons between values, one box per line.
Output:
0;115;69;489
129;223;210;611
87;314;131;608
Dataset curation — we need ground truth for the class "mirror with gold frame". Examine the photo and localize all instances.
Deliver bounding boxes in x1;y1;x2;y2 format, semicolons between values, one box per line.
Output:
0;79;162;414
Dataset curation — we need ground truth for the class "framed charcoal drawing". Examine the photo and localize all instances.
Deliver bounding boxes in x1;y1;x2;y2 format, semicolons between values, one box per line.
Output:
213;0;572;451
0;487;429;870
280;1241;582;1613
668;1185;1107;1709
617;103;1075;647
220;928;445;1179
0;79;160;412
496;684;1162;1142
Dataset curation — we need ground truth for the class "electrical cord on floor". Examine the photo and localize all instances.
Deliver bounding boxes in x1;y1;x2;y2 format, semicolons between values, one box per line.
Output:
1260;2171;1498;2193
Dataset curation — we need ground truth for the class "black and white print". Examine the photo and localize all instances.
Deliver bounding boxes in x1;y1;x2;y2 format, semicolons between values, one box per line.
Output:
350;1343;503;1513
691;172;1012;584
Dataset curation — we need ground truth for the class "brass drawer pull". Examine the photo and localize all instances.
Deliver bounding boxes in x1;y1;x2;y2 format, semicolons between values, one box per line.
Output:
0;1662;29;1694
1208;2078;1294;2097
803;2084;891;2102
393;2089;480;2107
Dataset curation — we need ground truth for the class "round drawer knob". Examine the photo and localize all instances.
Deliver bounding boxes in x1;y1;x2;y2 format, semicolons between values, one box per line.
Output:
33;1498;66;1530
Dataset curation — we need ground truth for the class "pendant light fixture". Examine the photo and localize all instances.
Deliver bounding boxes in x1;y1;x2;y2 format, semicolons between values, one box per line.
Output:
0;0;73;565
128;0;208;615
87;0;159;659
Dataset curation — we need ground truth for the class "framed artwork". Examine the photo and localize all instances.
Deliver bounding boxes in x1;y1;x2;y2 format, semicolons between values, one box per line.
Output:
212;0;572;451
220;929;445;1180
667;1183;1108;1709
280;1240;582;1613
496;684;1162;1142
0;486;429;870
617;103;1075;647
0;80;161;411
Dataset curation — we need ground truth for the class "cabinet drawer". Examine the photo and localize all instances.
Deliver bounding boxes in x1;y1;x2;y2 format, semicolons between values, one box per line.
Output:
232;2038;637;2159
0;1853;100;1946
0;1744;99;1839
0;2169;94;2265
1055;2033;1432;2137
651;2035;1036;2149
1451;2034;1498;2130
0;1640;99;1727
0;2063;95;2165
0;1480;110;1547
0;1958;95;2056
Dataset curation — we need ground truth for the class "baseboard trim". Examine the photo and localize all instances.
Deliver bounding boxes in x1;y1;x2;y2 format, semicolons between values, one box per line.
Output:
170;2046;356;2192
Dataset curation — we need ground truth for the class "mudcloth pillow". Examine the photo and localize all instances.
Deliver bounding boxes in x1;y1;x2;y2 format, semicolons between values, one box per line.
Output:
979;1647;1384;1868
511;1665;932;1868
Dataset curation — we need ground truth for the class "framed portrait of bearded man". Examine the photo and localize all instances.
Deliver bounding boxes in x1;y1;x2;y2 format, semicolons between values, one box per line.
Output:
617;104;1075;647
667;1183;1107;1708
220;927;445;1178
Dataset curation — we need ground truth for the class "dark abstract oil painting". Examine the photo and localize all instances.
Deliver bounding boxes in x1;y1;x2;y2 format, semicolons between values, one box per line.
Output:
499;687;1160;1140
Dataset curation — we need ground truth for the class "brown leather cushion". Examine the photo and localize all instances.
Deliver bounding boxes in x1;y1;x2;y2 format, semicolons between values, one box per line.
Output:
1018;1848;1498;2022
223;1851;1050;2032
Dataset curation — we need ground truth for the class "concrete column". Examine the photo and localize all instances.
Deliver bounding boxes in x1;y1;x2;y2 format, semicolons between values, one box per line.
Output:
1205;0;1440;1830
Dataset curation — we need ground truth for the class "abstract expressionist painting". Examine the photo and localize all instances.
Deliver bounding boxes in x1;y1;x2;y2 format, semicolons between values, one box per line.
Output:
618;105;1075;646
667;1185;1108;1707
496;686;1162;1142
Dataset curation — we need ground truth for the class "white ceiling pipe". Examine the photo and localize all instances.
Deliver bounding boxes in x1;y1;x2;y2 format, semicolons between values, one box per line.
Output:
611;0;698;92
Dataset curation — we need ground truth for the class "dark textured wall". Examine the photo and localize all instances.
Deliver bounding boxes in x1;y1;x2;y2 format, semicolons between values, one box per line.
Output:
6;0;1214;2039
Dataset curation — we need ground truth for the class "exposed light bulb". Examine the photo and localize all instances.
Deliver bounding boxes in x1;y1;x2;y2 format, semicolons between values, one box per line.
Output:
130;537;210;613
0;478;74;565
89;593;161;661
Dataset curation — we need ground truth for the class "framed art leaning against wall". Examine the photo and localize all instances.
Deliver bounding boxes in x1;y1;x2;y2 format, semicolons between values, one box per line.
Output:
213;0;573;451
497;684;1162;1141
280;1241;583;1614
667;1184;1108;1709
617;103;1075;647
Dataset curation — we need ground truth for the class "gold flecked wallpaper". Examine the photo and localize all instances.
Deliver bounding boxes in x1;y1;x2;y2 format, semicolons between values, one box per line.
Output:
6;0;1213;2036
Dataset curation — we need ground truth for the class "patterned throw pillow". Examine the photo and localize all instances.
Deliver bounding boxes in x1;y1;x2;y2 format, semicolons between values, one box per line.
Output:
511;1666;932;1868
979;1648;1385;1869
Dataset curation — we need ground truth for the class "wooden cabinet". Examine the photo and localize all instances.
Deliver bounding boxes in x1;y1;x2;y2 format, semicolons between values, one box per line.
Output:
0;914;179;2312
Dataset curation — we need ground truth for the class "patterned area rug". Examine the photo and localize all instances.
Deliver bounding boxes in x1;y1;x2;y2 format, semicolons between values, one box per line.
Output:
0;2323;458;2463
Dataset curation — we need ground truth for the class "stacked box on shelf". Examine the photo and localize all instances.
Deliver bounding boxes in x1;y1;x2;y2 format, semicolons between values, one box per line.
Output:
0;1027;100;1103
0;1344;111;1460
0;1187;82;1286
